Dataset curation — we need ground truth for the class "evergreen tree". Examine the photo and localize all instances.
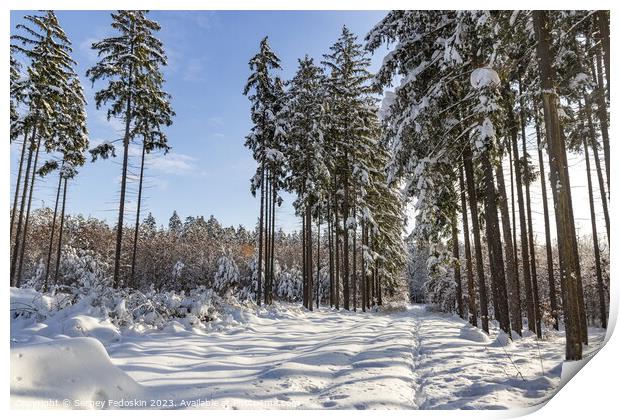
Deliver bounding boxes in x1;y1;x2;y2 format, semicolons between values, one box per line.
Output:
10;11;84;287
87;10;169;288
169;210;182;234
280;56;329;310
243;36;283;306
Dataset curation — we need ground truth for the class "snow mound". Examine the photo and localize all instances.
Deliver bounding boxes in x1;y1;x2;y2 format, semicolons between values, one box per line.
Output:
459;325;491;343
55;315;122;344
470;67;500;89
11;337;145;409
162;320;186;333
489;330;514;348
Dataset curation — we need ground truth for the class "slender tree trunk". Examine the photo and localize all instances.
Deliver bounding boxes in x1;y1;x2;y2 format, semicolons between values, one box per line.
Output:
352;206;357;312
519;79;542;338
16;136;42;287
316;216;321;309
583;124;607;329
327;204;334;307
265;171;272;305
302;210;308;308
364;224;370;309
11;128;30;237
584;94;610;244
593;44;610;189
459;167;478;327
130;141;147;289
113;60;134;289
495;158;522;335
270;176;276;304
306;206;313;311
463;147;489;333
334;195;341;310
11;123;37;286
510;104;536;334
54;177;68;283
481;149;511;336
597;11;610;99
508;146;519;286
44;169;63;292
370;232;376;306
534;107;559;330
451;215;464;319
361;220;367;312
343;166;350;310
257;162;265;306
534;10;586;360
376;260;382;306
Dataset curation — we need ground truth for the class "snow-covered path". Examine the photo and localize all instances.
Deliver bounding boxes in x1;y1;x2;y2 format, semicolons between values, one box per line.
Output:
12;301;606;410
104;305;600;409
107;306;420;409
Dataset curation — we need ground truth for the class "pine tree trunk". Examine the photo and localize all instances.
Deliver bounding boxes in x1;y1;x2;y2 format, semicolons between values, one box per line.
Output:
593;45;610;189
495;158;522;334
334;195;340;310
597;11;610;98
534;107;559;330
352;209;357;312
16;136;42;287
462;147;489;333
481;149;511;336
316;217;321;309
534;10;586;360
510;105;536;334
54;177;68;283
327;204;334;307
376;260;382;306
130;140;147;289
270;174;276;304
519;79;542;338
584;94;610;244
508;147;519;285
583;123;607;329
361;220;367;312
113;58;134;288
370;232;376;306
11;128;30;237
365;224;370;309
11;123;37;286
44;169;63;292
306;206;313;311
302;210;307;308
451;215;464;319
265;171;272;305
257;162;265;306
343;165;350;310
459;167;478;327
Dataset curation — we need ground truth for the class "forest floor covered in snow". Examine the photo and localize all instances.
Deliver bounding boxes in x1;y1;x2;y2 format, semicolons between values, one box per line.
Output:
10;288;607;410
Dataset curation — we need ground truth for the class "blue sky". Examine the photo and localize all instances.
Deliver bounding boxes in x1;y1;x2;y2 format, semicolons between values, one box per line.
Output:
10;10;389;232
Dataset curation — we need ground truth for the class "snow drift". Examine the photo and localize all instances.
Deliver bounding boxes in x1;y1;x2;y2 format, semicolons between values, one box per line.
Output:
11;337;146;409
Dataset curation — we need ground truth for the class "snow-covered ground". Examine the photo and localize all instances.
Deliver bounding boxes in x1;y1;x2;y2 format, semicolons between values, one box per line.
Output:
11;290;606;410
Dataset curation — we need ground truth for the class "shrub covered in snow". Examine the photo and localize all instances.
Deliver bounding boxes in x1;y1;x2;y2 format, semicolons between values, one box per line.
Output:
10;283;228;333
213;251;241;295
276;265;303;301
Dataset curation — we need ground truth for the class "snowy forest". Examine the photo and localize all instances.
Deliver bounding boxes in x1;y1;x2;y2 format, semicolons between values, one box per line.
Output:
10;10;611;410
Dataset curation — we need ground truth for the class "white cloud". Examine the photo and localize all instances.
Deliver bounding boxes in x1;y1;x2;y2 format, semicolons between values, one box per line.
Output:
145;152;197;175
